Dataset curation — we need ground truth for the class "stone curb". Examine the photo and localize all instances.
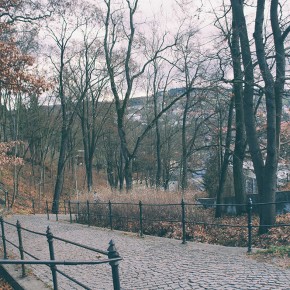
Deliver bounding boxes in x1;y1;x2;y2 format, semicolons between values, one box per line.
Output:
0;263;51;290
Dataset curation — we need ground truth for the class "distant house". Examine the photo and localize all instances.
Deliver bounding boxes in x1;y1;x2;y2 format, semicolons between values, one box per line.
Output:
243;162;258;195
75;150;85;165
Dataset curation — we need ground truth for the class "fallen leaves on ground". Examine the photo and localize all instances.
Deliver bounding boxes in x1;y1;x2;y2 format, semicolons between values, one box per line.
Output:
0;277;13;290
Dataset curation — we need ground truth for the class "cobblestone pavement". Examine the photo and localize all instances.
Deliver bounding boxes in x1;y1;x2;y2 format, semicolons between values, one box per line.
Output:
2;214;290;290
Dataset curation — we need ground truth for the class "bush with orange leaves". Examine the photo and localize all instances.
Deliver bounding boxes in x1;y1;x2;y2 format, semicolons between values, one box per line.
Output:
0;141;23;169
0;0;51;94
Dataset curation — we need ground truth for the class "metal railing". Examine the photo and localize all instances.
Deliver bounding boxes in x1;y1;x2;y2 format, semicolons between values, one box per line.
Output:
0;217;122;290
57;197;290;253
18;196;290;254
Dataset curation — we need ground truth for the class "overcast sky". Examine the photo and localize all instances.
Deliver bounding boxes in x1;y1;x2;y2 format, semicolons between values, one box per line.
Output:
135;0;219;46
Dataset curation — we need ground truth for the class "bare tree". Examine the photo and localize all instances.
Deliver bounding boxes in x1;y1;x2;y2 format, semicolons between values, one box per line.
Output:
103;0;178;190
47;1;96;212
231;0;290;232
67;17;111;192
212;1;246;214
171;28;206;191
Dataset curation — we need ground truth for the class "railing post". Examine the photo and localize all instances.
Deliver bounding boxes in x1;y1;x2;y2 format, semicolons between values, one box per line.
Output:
109;201;113;230
0;217;7;259
5;191;9;209
4;191;6;207
46;200;49;220
55;201;58;221
68;201;72;223
77;201;80;222
108;240;121;290
16;220;26;277
181;199;186;244
139;201;143;237
87;200;90;227
46;226;58;290
247;197;253;253
64;200;67;215
32;199;35;215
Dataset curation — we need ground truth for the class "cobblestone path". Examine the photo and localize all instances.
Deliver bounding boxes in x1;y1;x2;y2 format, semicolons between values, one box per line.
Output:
2;214;290;289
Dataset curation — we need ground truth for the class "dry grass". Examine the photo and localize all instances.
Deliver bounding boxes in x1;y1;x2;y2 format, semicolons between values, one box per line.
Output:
82;186;205;204
74;188;290;254
251;246;290;268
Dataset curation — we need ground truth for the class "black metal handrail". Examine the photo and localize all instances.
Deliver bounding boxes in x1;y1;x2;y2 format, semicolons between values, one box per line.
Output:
0;217;122;290
59;197;290;253
0;258;122;265
52;235;108;255
24;196;290;254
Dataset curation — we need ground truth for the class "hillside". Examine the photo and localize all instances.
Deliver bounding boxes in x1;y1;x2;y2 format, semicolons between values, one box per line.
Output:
0;160;107;213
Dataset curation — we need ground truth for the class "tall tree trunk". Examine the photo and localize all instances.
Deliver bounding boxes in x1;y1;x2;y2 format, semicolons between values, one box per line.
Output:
231;9;246;214
215;97;234;218
118;149;124;190
52;127;68;213
124;159;133;190
163;133;171;190
153;91;162;188
271;0;285;153
82;115;94;192
232;0;266;231
107;159;117;189
181;92;190;191
231;0;287;233
117;115;133;190
86;156;93;192
155;117;162;188
254;0;277;231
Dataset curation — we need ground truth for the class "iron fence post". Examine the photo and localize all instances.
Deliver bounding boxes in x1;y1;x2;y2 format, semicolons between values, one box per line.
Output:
109;201;113;230
139;201;143;237
87;200;90;227
77;201;80;222
68;201;72;223
181;199;186;244
0;217;7;259
4;191;7;208
16;220;26;277
32;199;35;215
46;226;58;290
108;240;121;290
247;197;253;253
5;191;9;209
46;200;49;220
55;201;58;221
64;200;66;215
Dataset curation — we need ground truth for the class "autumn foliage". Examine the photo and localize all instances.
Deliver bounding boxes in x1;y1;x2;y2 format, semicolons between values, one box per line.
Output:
0;1;51;169
0;0;49;94
0;141;23;168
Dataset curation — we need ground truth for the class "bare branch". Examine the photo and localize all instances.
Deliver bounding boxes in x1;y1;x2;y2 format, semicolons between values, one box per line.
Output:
282;25;290;42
